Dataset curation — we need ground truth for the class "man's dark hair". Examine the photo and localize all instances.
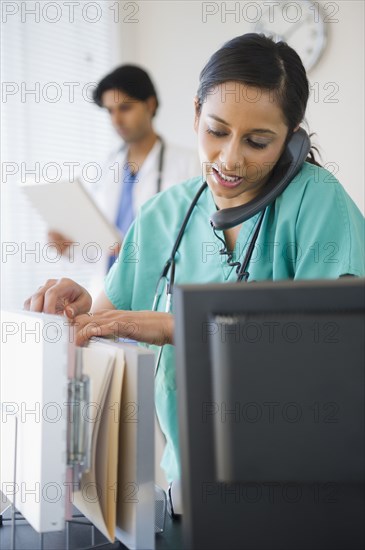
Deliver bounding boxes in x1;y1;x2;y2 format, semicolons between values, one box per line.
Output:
93;64;159;116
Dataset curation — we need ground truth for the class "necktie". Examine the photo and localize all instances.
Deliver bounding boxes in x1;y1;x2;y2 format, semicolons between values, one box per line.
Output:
108;163;137;269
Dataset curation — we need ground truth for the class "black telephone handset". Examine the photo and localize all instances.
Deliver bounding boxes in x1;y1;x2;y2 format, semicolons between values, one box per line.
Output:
210;127;311;230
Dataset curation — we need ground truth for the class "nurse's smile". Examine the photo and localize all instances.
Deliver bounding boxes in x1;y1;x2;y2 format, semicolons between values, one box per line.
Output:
211;165;243;188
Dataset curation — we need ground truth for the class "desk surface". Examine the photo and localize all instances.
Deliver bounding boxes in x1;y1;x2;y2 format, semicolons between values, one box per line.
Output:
156;515;183;550
0;509;183;550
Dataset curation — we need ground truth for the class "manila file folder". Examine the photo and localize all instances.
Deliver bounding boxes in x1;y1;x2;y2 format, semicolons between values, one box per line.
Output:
0;310;155;550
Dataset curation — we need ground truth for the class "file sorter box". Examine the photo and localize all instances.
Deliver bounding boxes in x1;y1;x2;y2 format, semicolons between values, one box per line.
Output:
0;310;70;532
0;311;156;550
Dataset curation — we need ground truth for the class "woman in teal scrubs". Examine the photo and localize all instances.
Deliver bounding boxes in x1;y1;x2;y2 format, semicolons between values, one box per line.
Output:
25;34;365;486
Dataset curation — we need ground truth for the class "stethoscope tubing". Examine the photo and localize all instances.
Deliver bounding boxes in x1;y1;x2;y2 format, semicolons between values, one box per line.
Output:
152;180;265;377
120;136;165;194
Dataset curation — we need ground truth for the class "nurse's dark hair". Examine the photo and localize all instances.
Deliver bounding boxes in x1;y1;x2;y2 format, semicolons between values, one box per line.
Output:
196;33;320;166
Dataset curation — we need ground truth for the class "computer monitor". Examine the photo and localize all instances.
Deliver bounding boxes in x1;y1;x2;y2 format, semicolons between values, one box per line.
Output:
174;278;365;550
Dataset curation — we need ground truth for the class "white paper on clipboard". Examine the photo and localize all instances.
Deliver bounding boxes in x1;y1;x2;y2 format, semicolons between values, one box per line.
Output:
20;179;122;252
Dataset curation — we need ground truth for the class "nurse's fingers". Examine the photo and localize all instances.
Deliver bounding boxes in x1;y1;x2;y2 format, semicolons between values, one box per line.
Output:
24;279;58;312
43;278;92;317
23;278;92;317
73;310;173;347
74;312;138;346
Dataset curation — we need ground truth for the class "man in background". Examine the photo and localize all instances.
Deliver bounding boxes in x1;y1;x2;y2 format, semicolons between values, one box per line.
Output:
49;64;200;267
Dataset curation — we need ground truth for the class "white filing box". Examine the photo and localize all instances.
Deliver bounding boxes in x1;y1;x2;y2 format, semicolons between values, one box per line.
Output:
0;310;155;550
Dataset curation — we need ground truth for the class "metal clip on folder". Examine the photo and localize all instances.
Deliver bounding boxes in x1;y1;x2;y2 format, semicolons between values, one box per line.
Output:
67;347;91;487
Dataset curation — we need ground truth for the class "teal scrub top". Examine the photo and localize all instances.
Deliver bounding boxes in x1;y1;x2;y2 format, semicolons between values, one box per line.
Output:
104;162;365;483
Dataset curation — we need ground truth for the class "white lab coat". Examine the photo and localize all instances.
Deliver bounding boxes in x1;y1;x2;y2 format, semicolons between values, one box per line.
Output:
88;139;201;226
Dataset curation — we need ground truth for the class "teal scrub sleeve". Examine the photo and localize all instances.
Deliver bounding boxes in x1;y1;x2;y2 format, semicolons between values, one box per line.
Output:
294;174;365;279
104;219;139;310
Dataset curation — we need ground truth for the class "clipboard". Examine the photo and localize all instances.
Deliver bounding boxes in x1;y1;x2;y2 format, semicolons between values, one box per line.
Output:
20;179;122;252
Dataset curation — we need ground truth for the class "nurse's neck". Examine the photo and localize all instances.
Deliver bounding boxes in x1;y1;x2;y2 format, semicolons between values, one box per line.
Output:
127;130;159;173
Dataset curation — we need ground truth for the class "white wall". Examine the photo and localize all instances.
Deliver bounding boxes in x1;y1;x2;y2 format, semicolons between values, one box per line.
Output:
117;0;364;213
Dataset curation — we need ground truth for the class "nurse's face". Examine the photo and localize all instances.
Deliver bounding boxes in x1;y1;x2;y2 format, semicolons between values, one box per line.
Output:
194;82;290;209
101;89;156;143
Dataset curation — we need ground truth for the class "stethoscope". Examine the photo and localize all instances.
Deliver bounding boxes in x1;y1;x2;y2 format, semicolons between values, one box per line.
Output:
156;137;165;193
152;180;266;375
121;136;165;193
151;127;312;374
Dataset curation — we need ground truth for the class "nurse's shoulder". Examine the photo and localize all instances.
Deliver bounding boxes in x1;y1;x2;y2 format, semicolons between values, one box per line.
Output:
278;161;364;224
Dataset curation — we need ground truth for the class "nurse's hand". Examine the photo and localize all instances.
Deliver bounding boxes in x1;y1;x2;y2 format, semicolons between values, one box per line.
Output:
73;310;174;347
23;278;92;318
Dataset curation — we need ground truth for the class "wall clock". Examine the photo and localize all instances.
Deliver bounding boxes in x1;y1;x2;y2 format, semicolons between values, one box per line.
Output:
254;1;328;71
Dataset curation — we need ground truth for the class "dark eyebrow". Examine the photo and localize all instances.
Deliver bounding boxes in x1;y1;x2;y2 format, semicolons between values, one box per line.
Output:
207;114;277;135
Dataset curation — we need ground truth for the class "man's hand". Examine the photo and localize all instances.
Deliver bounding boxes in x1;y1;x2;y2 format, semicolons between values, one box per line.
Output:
23;278;92;318
109;242;121;258
73;310;174;347
48;231;73;256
